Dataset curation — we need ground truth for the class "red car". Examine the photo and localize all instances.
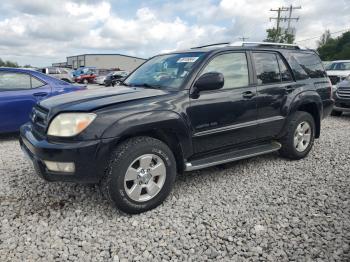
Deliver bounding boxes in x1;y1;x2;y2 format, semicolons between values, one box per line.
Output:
75;72;97;84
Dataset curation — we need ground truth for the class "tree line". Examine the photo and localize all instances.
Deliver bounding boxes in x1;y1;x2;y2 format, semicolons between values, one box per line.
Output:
317;30;350;61
264;26;350;61
0;58;19;68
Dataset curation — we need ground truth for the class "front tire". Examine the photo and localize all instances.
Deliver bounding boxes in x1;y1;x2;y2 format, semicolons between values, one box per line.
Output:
101;137;177;214
279;111;315;160
331;110;342;116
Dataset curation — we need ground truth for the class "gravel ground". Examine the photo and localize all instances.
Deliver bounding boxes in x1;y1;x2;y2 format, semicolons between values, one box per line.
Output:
0;116;349;261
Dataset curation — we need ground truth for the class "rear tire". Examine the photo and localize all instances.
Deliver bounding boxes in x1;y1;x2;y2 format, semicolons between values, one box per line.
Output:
331;110;342;116
100;137;177;214
279;111;315;160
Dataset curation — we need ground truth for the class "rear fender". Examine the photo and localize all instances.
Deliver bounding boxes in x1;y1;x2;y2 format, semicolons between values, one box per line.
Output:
281;91;322;138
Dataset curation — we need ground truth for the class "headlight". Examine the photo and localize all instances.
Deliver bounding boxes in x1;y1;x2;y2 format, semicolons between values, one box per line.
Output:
346;74;350;81
47;113;96;137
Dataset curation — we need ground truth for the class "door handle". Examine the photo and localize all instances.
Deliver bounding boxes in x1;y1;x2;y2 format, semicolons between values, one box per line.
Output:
33;92;48;97
284;86;295;93
242;91;256;99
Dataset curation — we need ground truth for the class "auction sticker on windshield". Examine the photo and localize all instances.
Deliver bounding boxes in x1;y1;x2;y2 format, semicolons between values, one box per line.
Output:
177;57;199;63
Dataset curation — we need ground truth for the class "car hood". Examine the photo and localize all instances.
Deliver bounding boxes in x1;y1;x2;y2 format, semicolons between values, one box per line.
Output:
39;86;169;114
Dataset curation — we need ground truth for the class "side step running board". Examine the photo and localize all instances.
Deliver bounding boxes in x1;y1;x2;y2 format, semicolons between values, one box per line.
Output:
185;142;281;171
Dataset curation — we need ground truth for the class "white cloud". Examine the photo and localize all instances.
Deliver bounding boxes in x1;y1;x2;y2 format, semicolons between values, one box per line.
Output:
0;0;349;66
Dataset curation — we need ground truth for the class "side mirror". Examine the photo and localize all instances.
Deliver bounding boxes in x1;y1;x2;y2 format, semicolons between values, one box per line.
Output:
194;72;224;92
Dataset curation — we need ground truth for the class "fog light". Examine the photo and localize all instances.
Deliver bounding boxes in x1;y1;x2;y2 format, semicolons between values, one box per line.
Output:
44;161;75;173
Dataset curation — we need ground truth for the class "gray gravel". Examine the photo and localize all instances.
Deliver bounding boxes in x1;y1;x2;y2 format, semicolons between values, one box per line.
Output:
1;116;350;261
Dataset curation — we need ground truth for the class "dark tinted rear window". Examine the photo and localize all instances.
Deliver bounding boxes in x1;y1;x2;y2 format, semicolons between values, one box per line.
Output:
284;52;309;80
292;52;326;78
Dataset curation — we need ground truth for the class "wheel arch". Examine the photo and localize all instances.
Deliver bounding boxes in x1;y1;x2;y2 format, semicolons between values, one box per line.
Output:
102;111;193;173
283;91;322;138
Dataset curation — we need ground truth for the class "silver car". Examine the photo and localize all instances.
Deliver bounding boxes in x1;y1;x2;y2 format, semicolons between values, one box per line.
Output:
42;67;74;83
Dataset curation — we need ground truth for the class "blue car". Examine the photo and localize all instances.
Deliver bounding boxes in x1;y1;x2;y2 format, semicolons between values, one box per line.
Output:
0;68;86;133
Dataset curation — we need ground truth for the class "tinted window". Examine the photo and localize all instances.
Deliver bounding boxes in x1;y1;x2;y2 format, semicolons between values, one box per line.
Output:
201;52;249;89
253;52;281;85
284;53;309;80
31;77;45;88
0;72;31;90
293;52;326;78
334;62;350;70
277;55;293;82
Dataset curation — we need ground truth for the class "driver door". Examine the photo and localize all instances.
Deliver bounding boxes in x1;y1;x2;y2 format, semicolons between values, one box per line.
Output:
187;52;258;153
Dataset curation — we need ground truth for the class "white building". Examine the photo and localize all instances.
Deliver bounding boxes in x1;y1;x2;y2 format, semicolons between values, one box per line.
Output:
53;54;146;71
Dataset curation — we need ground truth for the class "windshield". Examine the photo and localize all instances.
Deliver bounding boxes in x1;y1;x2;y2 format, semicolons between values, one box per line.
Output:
124;52;205;89
327;62;350;71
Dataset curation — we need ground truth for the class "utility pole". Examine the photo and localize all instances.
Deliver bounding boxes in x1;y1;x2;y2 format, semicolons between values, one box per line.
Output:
238;36;249;41
270;7;288;32
284;5;301;33
269;5;301;42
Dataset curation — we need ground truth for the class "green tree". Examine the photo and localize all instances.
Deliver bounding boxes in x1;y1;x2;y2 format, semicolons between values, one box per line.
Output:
265;28;295;44
0;58;20;68
317;31;350;60
317;30;331;47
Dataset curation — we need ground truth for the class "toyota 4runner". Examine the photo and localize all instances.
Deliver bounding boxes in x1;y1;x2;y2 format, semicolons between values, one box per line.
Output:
20;42;334;214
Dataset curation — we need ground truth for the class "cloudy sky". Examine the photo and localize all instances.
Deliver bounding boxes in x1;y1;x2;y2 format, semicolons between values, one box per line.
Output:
0;0;349;66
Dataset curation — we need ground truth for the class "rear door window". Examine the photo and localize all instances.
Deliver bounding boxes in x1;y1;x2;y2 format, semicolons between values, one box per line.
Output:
277;55;293;82
252;52;281;85
0;72;31;90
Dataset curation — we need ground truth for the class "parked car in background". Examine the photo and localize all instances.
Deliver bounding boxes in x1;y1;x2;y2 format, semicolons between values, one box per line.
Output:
72;67;96;77
0;68;86;133
20;42;333;214
326;60;350;86
104;71;129;86
73;67;97;84
331;75;350;116
95;74;108;85
41;67;74;83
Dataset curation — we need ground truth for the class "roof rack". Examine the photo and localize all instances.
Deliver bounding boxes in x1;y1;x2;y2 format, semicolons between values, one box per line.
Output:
229;41;304;50
191;42;230;49
190;41;307;50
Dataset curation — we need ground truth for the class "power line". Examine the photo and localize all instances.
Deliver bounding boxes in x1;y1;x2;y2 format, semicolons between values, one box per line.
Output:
284;5;301;33
269;7;288;32
295;29;350;43
269;5;301;41
238;36;249;41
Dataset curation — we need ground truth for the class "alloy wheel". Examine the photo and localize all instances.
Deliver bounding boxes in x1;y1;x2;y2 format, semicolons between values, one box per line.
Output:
294;121;312;152
124;154;166;202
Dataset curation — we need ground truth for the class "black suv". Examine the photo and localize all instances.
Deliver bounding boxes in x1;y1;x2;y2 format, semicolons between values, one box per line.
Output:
20;42;334;214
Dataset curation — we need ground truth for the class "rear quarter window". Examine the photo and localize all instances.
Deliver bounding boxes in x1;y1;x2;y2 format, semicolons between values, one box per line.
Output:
292;52;327;79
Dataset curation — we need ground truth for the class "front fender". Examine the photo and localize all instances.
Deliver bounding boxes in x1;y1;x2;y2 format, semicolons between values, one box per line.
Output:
102;110;193;157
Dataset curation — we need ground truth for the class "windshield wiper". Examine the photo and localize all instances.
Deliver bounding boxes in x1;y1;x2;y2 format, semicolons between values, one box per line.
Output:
132;83;162;89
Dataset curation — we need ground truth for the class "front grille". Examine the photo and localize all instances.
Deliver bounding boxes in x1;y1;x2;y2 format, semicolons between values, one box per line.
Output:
337;87;350;99
329;75;340;85
30;105;49;135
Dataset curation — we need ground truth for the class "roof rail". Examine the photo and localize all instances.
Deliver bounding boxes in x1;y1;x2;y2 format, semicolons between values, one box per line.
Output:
229;41;304;50
191;42;230;49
